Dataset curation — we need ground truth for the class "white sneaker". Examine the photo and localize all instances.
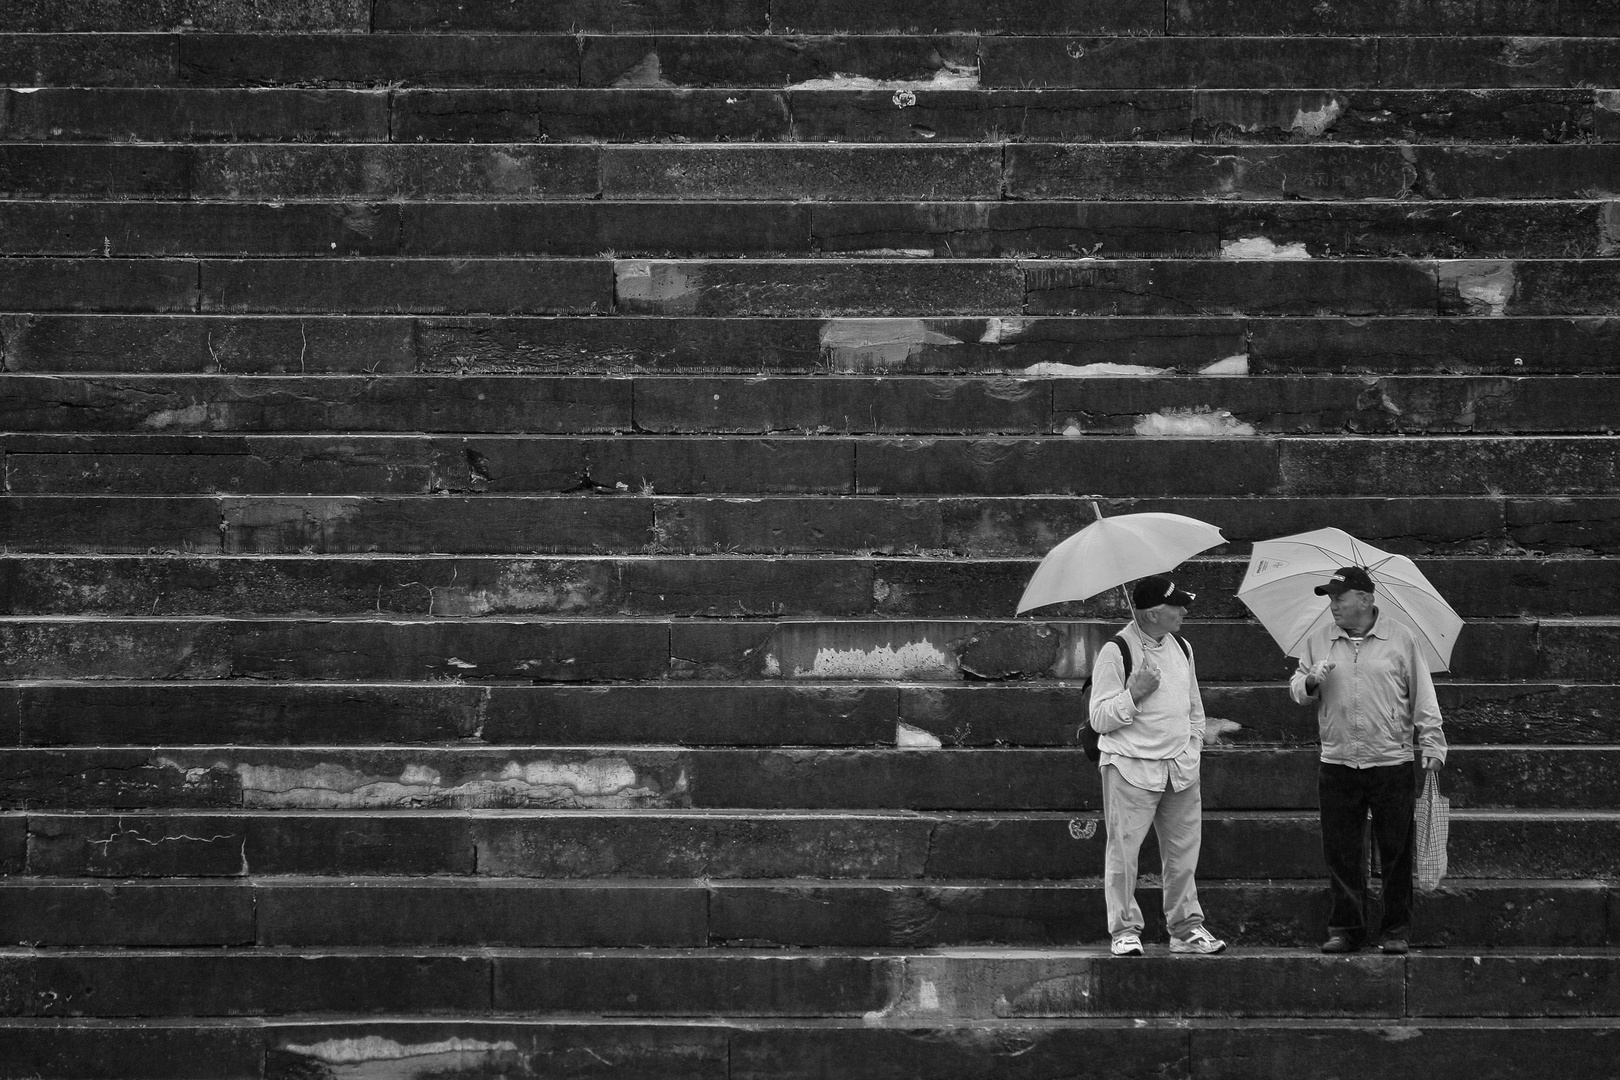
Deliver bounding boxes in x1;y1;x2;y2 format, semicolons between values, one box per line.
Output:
1170;926;1227;954
1110;932;1144;956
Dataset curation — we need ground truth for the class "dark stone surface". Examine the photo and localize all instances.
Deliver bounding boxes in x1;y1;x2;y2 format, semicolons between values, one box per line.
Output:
0;314;419;374
0;87;386;142
1217;201;1609;259
578;34;979;88
1380;36;1620;89
497;953;892;1015
0;200;401;258
0;145;192;198
0;0;368;32
612;260;1026;317
0;496;223;554
0;882;253;945
635;377;1050;435
191;144;601;200
1193;89;1595;143
1249;316;1620;374
789;89;1196;143
601;145;1001;201
178;32;583;87
854;437;1280;496
773;0;1160;33
1418;145;1620;200
257;882;708;946
0;952;491;1016
198;258;614;315
375;0;769;32
1279;436;1620;497
1167;0;1620;35
0;375;632;433
393;88;791;142
983;35;1380;89
220;495;654;554
1509;497;1620;555
0;33;177;88
1495;260;1620;316
0;260;197;313
17;681;480;745
811;201;1221;257
0;1022;260;1079
403;202;813;257
1006;144;1411;201
1025;260;1437;317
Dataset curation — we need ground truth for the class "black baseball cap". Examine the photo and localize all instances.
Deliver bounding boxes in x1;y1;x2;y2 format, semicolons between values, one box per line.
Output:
1133;575;1196;609
1315;565;1376;596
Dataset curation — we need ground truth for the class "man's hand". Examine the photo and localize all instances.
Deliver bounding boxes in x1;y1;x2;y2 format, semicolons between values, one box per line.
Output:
1128;655;1161;703
1423;754;1443;772
1303;660;1336;691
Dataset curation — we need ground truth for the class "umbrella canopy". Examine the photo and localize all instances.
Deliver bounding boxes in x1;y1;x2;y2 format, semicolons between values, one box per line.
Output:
1016;510;1226;614
1237;527;1464;672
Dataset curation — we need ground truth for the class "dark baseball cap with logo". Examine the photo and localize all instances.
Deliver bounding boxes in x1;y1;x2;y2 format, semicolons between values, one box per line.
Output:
1133;575;1196;609
1314;565;1376;596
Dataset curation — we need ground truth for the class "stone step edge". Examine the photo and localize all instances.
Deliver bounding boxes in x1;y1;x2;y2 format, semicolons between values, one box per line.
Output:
1;875;1613;887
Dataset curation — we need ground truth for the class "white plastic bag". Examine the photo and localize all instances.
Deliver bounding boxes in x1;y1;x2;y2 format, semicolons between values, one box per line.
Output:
1414;769;1450;892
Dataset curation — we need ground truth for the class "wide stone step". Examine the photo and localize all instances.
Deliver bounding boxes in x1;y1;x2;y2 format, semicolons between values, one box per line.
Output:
8;144;1620;202
4;374;1618;437
3;555;1616;620
0;1014;1616;1080
0;614;1603;681
7;493;1617;557
0;744;1614;810
5;87;1608;144
4;433;1616;498
3;945;1620;1019
9;809;1619;881
5;199;1615;260
0;875;1611;948
8;257;1619;318
12;33;1620;92
8;314;1617;377
5;680;1617;748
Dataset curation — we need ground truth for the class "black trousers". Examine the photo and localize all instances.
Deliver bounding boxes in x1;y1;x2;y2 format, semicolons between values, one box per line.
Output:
1318;761;1418;941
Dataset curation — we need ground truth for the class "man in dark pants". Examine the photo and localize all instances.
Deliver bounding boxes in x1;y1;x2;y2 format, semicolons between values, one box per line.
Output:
1288;566;1447;954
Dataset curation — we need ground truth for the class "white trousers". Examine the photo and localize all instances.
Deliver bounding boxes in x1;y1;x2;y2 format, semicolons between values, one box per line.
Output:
1100;763;1207;939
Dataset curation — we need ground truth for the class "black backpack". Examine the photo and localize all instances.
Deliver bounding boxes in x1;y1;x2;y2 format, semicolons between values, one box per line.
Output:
1081;631;1190;762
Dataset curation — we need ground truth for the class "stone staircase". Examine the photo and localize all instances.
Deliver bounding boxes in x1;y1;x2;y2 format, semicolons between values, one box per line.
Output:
3;0;1620;1076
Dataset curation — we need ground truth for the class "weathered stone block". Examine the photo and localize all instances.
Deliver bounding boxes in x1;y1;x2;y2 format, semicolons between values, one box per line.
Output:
0;33;177;87
0;260;197;313
0;87;386;142
192;145;600;200
601;145;1001;201
0;0;368;32
0;145;195;198
1194;89;1594;143
0;496;222;553
788;90;1195;143
982;35;1379;90
0;1022;260;1079
1007;144;1411;201
613;260;1024;317
393;88;791;142
178;32;582;87
0;201;403;258
1249;316;1620;374
1509;497;1620;555
0;882;252;945
1168;0;1620;35
199;259;613;315
1380;36;1620;89
375;0;769;32
1279;436;1620;497
1419;146;1620;200
258;882;708;946
579;33;978;88
810;202;1222;258
403;202;813;257
1025;260;1437;316
634;377;1049;435
1217;201;1609;259
772;0;1161;33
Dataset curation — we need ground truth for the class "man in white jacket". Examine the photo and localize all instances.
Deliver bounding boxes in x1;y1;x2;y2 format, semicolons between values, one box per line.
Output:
1088;575;1226;957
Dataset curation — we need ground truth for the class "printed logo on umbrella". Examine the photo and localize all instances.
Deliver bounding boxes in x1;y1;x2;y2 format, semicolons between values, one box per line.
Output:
1252;558;1291;577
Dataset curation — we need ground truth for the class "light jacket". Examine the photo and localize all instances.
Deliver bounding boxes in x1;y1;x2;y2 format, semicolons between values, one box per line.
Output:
1089;621;1206;792
1288;610;1447;768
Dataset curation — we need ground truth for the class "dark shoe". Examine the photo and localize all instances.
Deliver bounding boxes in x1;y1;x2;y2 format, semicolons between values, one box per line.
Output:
1380;937;1409;955
1320;932;1359;954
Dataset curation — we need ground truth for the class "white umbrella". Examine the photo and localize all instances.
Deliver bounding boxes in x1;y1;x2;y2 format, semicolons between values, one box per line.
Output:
1016;503;1226;614
1237;526;1463;672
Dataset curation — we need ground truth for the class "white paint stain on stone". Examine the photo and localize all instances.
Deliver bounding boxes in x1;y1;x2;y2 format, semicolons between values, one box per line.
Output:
977;316;1031;344
1221;236;1311;260
819;318;961;372
280;1036;522;1080
1022;361;1169;377
790;66;979;91
226;757;670;809
896;722;943;749
1440;261;1517;316
1290;97;1344;138
1199;353;1250;376
796;640;952;679
616;261;701;314
613;51;674;88
138;404;211;430
1134;407;1257;437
